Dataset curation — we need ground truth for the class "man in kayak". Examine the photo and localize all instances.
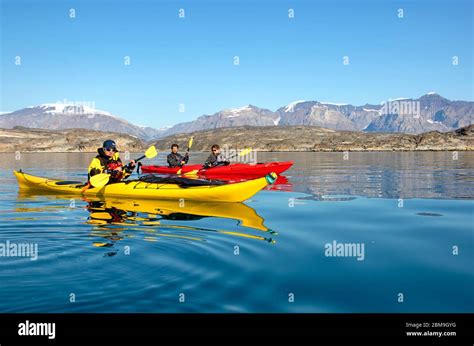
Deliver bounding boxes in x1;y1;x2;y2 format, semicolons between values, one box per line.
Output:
203;144;230;168
167;144;189;168
88;140;136;183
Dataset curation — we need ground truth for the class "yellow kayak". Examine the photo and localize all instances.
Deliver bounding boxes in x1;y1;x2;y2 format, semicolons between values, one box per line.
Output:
14;170;277;203
85;196;269;231
79;197;268;232
86;197;275;245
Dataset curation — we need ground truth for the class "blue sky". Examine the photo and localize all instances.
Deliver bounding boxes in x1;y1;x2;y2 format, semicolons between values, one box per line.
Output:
1;0;472;128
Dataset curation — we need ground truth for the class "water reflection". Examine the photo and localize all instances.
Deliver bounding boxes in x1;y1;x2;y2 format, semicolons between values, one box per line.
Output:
288;152;474;199
15;192;277;252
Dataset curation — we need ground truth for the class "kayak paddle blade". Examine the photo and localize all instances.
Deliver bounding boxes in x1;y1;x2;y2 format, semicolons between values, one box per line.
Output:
238;148;252;157
188;136;194;150
89;173;110;188
144;145;158;159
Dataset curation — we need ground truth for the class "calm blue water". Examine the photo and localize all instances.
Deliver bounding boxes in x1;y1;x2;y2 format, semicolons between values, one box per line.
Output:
0;152;473;312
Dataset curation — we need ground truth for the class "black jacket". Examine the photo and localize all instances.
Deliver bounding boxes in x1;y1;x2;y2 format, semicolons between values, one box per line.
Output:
167;152;189;168
203;153;229;168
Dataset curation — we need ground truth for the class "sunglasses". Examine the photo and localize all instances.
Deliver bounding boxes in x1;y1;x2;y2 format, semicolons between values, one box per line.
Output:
105;147;117;152
212;149;218;152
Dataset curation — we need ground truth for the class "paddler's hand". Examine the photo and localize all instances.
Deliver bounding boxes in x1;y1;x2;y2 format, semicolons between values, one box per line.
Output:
109;169;120;178
129;160;136;168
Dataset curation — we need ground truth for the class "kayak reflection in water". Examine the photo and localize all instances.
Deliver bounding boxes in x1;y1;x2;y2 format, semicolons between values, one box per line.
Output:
85;197;277;251
203;144;230;168
167;143;189;168
86;200;131;255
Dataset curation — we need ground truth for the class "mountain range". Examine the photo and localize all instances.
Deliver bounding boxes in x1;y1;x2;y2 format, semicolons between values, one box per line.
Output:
0;93;472;139
0;104;168;140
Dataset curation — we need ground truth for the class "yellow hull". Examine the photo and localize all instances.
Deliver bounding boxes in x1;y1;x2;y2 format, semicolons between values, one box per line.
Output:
14;170;273;203
86;196;268;231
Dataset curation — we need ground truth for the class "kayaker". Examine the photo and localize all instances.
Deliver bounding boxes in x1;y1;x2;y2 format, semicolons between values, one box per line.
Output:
203;144;230;168
167;144;189;168
88;140;136;183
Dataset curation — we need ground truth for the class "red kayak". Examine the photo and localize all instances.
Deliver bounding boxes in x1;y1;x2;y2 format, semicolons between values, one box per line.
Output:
139;161;293;177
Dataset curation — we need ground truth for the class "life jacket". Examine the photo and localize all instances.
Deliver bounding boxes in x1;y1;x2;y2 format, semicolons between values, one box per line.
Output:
88;148;124;182
105;160;123;172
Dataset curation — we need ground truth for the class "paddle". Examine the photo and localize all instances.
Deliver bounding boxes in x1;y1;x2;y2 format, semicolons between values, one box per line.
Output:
187;136;194;152
176;137;194;175
85;146;158;190
183;147;253;176
88;173;112;189
125;145;158;171
81;175;108;193
226;147;252;161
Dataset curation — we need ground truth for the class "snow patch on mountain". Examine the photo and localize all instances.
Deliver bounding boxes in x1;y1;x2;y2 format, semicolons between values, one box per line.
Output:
320;102;349;106
363;108;382;114
225;105;253;114
283;100;306;112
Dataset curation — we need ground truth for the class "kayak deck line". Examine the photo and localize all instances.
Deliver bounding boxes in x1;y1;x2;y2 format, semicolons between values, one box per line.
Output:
14;170;277;203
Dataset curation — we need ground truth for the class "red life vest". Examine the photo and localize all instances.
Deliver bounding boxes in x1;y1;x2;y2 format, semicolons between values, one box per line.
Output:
95;153;124;181
107;161;123;171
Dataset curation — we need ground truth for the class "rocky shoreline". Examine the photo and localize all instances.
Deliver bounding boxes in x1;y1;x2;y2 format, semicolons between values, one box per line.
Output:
0;127;146;153
0;125;472;152
151;125;474;152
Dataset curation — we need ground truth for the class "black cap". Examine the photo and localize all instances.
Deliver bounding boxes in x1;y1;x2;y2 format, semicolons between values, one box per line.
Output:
102;139;117;149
